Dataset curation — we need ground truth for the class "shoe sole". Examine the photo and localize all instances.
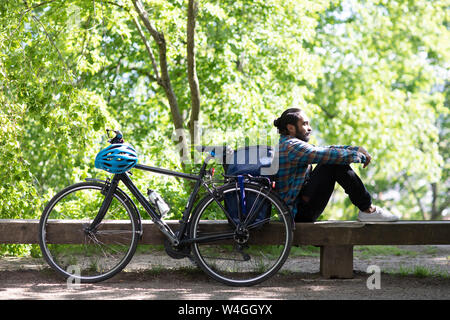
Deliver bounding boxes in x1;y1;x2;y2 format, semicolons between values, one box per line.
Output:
358;217;399;222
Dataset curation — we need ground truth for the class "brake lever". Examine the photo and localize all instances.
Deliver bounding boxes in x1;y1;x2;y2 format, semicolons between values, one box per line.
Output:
106;129;124;144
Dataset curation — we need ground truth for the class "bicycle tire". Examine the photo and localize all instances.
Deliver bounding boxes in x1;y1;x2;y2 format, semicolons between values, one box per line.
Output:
39;181;140;283
189;182;293;286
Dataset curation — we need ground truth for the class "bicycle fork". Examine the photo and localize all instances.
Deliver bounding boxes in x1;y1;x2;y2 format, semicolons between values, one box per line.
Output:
86;175;121;233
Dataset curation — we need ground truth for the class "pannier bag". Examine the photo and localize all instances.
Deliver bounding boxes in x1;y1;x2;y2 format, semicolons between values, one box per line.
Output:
223;145;274;226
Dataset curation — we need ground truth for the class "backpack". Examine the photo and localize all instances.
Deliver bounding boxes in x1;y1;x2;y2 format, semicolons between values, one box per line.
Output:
222;145;274;226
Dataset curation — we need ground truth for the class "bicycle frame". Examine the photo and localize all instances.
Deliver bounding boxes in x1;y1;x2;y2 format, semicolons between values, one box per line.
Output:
88;154;234;246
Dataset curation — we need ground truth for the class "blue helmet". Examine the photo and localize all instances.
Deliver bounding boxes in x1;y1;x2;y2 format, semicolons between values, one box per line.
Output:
95;143;138;174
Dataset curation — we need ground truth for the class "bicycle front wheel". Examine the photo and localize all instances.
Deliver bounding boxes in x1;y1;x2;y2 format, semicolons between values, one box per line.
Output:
189;182;293;286
39;181;140;283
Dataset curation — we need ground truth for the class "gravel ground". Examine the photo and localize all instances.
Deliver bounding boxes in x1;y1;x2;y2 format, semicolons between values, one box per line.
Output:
0;245;448;300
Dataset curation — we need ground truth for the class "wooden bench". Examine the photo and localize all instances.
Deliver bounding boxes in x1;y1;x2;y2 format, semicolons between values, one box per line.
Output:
1;219;449;278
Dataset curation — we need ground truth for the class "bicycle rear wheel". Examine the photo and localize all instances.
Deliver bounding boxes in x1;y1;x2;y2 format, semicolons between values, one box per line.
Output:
189;182;293;286
39;181;140;283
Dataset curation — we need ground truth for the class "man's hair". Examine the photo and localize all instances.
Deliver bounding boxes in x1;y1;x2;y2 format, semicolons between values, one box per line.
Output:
273;108;303;135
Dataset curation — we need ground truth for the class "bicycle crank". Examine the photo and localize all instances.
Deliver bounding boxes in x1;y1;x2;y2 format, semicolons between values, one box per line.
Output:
164;231;191;259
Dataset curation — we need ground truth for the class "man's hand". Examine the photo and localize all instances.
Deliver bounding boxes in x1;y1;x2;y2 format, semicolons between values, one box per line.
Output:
358;146;372;168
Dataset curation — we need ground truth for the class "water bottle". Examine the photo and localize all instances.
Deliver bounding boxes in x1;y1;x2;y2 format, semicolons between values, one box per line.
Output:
147;189;170;217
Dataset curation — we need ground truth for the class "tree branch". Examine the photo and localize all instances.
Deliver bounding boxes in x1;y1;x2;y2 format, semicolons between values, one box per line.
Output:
131;15;161;85
318;104;337;119
132;0;163;44
29;10;73;82
20;0;56;15
430;182;439;220
187;0;201;148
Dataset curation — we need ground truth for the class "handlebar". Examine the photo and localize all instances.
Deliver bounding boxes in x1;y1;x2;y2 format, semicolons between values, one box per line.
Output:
195;145;234;159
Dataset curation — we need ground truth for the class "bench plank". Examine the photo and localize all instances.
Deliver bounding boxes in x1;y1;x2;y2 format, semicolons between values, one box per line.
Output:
293;221;450;245
1;219;449;245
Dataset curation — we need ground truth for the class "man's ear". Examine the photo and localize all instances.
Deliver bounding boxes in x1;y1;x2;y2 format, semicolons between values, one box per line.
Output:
286;123;295;135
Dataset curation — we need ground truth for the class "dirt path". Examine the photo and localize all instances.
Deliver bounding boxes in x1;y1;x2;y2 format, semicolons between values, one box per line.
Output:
0;245;448;300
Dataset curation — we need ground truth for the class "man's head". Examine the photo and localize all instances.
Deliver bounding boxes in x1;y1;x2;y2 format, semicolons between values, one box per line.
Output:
274;108;312;142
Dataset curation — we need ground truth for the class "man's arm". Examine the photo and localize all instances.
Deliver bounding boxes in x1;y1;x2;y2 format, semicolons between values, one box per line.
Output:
289;140;367;166
327;145;359;150
327;145;372;168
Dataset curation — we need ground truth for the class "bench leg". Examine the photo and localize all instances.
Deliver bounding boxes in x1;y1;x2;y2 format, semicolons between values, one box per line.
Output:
320;245;353;279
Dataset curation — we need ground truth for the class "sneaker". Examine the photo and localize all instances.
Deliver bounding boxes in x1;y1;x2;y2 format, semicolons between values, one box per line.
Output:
358;206;399;222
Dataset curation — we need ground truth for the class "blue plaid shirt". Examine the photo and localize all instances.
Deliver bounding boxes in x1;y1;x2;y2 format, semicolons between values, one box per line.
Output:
274;135;367;217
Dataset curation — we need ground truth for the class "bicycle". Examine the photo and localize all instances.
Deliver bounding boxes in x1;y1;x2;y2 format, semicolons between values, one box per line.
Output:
39;130;293;286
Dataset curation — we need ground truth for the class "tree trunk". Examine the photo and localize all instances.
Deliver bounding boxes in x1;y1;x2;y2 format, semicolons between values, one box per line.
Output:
187;0;201;155
132;0;189;165
430;182;448;220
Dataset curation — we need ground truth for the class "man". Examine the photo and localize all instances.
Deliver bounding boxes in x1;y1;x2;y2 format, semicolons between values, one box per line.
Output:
273;108;399;222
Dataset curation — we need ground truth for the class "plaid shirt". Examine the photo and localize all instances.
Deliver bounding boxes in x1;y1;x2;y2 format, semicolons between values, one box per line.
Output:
274;135;367;217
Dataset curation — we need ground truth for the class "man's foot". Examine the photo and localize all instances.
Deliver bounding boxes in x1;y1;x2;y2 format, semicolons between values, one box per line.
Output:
358;206;399;222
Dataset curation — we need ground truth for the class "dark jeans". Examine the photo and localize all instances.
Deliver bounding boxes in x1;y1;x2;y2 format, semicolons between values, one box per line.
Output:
295;164;372;222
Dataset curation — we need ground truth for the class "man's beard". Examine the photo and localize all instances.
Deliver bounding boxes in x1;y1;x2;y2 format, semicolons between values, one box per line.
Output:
295;125;310;142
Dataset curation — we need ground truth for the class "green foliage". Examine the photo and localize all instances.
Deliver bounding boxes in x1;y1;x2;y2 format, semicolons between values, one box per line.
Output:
0;0;448;255
311;0;449;220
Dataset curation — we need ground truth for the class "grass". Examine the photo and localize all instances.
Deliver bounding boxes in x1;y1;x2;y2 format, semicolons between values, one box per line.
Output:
289;245;320;257
355;245;421;258
141;264;166;276
353;246;450;279
135;244;165;254
388;265;450;279
289;245;440;259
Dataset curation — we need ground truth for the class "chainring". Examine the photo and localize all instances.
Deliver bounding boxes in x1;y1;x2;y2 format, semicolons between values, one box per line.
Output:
164;231;191;259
